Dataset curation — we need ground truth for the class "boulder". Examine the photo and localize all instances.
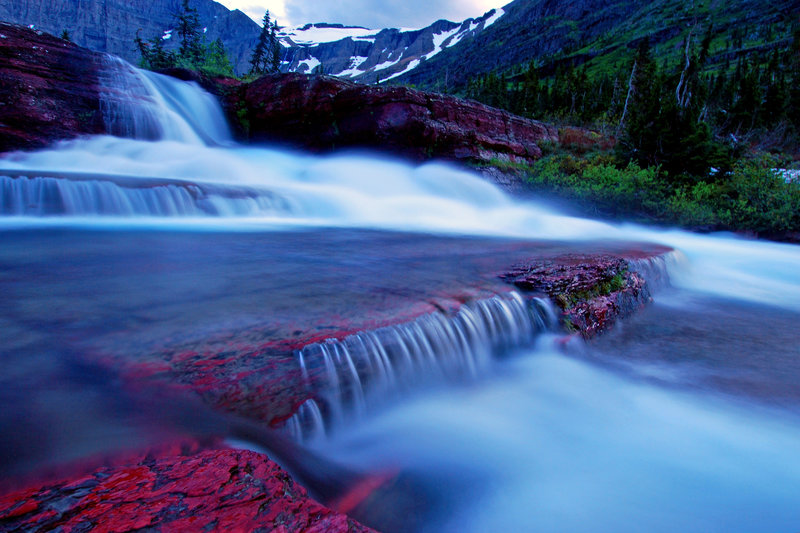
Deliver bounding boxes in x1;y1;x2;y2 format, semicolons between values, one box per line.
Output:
230;72;559;166
501;252;657;337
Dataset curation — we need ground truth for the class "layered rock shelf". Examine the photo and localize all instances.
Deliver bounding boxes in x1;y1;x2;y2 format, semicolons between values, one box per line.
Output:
0;229;674;531
1;23;675;533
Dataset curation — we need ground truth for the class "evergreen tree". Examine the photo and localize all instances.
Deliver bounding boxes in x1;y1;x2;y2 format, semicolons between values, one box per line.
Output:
789;23;800;129
60;29;71;41
250;11;281;75
250;11;270;75
176;0;204;66
204;39;235;77
135;30;176;70
270;20;282;72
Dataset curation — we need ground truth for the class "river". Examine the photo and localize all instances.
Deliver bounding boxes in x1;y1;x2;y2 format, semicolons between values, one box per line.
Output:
1;61;799;532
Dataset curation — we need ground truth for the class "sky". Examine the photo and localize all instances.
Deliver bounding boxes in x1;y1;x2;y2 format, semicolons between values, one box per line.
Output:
217;0;508;29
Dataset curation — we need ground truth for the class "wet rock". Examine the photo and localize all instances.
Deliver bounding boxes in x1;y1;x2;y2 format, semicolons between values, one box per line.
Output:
229;72;559;167
0;23;106;152
0;446;374;533
500;252;666;337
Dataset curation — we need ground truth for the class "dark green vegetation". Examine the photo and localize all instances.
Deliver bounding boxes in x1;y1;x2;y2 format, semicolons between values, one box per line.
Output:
248;11;281;76
487;147;800;239
136;2;281;80
136;0;235;77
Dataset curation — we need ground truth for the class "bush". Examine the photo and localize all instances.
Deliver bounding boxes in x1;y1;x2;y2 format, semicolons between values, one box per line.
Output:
520;151;800;237
727;156;800;233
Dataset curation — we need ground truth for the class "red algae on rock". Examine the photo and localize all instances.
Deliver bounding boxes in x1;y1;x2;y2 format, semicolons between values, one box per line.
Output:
0;447;374;533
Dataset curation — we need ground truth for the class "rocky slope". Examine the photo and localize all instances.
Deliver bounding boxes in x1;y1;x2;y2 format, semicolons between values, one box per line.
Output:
0;0;261;73
399;0;800;89
0;24;559;168
0;0;503;81
278;9;504;84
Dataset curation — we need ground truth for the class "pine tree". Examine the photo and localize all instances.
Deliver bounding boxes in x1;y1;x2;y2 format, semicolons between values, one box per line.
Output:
60;29;71;41
135;30;175;70
250;11;281;75
176;0;203;66
789;23;800;129
205;39;235;77
270;20;281;73
250;11;271;75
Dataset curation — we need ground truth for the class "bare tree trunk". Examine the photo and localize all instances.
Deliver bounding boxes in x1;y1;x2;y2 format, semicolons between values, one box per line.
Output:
618;60;637;133
676;27;694;108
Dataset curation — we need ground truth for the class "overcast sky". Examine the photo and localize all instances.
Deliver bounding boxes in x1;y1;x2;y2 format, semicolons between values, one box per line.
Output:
218;0;508;29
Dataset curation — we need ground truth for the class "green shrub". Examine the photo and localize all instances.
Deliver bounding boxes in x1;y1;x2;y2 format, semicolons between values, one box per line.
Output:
519;151;800;237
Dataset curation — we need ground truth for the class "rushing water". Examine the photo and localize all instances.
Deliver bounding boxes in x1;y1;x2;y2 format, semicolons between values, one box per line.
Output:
1;60;800;531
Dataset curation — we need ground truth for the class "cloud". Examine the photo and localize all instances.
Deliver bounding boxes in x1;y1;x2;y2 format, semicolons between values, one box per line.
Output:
215;1;289;25
284;0;505;29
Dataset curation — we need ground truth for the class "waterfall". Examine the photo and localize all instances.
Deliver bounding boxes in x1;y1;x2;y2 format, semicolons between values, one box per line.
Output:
0;173;290;217
96;56;232;145
2;56;799;311
287;292;557;440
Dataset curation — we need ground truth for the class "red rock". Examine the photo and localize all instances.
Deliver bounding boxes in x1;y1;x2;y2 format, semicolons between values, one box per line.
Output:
229;72;559;166
0;22;106;152
499;250;669;337
0;447;374;533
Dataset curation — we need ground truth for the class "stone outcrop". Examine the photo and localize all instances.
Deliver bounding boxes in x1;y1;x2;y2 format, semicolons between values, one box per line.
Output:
0;445;374;533
0;22;106;152
501;252;660;338
0;24;559;166
231;72;559;166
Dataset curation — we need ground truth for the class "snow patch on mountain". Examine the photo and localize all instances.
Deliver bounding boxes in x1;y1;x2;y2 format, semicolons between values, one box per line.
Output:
279;8;505;83
280;23;378;45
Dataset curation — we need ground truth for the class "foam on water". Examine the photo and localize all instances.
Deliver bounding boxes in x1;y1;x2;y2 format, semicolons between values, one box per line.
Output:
3;132;798;312
322;340;800;533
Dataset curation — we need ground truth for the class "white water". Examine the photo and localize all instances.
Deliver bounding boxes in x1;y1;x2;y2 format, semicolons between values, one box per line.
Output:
324;339;800;533
291;292;555;439
2;60;800;531
1;65;797;311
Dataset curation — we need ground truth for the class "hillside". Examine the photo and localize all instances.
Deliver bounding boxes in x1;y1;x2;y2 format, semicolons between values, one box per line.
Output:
398;0;800;89
0;0;261;73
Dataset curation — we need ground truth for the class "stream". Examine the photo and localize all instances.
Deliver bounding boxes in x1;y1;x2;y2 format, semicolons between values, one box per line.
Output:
1;59;799;532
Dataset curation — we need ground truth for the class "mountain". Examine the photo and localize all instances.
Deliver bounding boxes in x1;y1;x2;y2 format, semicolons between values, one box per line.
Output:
0;0;503;81
0;0;261;73
277;10;504;84
397;0;800;89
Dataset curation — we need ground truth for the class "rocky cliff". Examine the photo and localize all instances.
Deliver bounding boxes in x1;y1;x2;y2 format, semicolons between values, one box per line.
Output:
279;10;504;84
0;24;560;168
0;0;261;73
0;0;503;81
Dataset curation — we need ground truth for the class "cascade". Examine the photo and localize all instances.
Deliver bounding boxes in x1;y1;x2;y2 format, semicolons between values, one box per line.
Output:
1;53;800;533
96;56;232;145
0;172;290;217
289;292;557;439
